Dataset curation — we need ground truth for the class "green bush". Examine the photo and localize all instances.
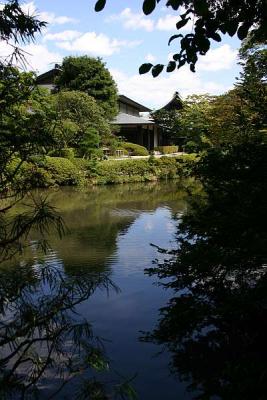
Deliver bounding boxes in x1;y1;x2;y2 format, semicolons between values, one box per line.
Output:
94;158;180;184
48;148;76;159
44;156;82;186
120;142;149;156
154;145;178;154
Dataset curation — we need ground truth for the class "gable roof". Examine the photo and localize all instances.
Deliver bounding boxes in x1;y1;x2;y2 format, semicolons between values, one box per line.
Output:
36;65;61;85
160;91;183;111
119;94;151;112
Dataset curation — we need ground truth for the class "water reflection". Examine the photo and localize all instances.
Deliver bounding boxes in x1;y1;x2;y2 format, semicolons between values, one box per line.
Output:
0;250;116;399
0;181;196;399
144;144;267;399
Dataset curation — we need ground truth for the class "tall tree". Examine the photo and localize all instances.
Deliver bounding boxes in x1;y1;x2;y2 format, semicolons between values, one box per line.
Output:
55;56;118;120
95;0;266;76
52;90;111;156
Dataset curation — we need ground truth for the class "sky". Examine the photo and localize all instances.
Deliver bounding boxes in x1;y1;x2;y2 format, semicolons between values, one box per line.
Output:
1;0;243;109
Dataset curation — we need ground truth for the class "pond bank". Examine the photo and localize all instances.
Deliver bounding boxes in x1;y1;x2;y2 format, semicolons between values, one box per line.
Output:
11;153;197;188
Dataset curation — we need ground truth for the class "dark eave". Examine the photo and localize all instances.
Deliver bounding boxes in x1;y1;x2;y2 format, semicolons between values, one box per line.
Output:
119;94;151;112
36;67;61;84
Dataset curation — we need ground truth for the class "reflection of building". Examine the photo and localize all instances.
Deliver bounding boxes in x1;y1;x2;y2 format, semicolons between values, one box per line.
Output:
36;66;182;151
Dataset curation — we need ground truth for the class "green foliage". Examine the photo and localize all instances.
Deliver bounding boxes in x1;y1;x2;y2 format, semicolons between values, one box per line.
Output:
49;147;76;159
155;146;178;154
178;94;214;152
152;109;181;143
95;1;266;75
120;142;149;156
55;56;118;120
43;156;82;186
93;156;194;184
51;90;110;156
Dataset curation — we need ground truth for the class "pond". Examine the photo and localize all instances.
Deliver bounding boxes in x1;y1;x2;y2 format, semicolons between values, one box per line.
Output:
1;181;195;399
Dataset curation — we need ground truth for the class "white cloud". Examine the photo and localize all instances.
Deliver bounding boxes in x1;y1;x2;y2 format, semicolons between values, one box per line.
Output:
0;41;61;73
106;8;154;32
198;44;237;71
145;53;157;63
21;1;77;25
106;7;191;33
44;30;82;42
110;67;230;109
20;43;62;72
156;14;192;32
55;32;141;56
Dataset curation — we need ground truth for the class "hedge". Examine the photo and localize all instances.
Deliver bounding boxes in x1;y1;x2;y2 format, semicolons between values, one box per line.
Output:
93;157;180;184
6;154;198;188
154;145;178;154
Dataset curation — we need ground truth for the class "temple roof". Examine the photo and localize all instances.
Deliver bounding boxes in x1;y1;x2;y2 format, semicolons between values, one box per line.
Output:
36;65;61;85
119;95;151;112
113;112;154;125
160;91;183;111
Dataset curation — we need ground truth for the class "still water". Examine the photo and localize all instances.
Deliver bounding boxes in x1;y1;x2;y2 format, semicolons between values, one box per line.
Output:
5;181;195;399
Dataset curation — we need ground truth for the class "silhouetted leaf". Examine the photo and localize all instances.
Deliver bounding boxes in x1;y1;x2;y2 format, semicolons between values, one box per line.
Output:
168;34;183;46
209;32;222;42
225;19;239;36
173;53;180;61
139;63;153;74
198;37;210;52
151;64;164;77
166;61;176;72
190;63;196;72
95;0;106;12
237;23;250;40
194;0;209;15
166;0;182;11
176;18;190;30
178;59;186;68
143;0;156;15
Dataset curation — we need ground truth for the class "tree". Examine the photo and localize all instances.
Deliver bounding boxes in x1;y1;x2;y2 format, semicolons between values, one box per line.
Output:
95;0;266;76
55;56;118;120
0;0;45;67
177;94;214;151
152;109;181;144
51;91;111;157
144;143;267;399
236;37;267;132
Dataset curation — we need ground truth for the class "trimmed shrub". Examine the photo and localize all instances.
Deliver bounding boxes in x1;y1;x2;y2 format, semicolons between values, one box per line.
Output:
154;145;178;154
120;142;149;156
44;157;82;186
48;148;76;159
94;158;180;184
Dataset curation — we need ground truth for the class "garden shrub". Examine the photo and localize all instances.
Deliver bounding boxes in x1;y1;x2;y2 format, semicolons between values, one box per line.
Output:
120;142;149;156
44;157;82;185
154;145;178;154
48;148;76;159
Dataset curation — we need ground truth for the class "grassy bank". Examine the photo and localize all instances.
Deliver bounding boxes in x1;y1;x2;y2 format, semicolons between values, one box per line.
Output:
8;154;198;188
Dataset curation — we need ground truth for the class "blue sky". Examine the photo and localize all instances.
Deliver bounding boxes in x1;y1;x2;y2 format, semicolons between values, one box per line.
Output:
1;1;242;108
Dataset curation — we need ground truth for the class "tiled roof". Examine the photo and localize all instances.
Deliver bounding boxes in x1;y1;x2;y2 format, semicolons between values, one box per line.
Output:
113;112;155;125
118;95;151;112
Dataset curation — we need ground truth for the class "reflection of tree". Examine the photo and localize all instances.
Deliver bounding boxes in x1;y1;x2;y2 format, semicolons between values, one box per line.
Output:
0;256;117;399
144;144;267;399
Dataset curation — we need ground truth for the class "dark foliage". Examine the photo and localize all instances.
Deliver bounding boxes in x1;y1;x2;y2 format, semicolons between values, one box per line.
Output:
143;143;267;399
